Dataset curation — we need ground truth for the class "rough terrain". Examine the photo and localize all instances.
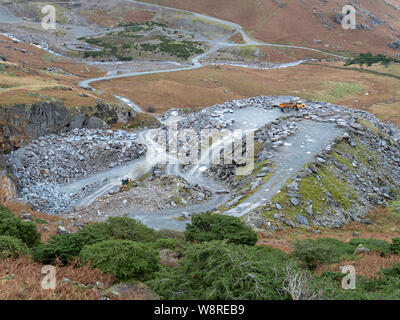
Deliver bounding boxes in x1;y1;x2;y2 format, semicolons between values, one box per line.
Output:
7;129;146;213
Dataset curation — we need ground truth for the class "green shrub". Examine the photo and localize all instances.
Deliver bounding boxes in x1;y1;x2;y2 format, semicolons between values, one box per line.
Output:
31;217;160;264
345;52;399;67
391;238;400;254
31;222;111;264
185;212;257;246
292;238;354;269
320;271;344;282
148;241;294;300
152;238;186;250
349;238;391;255
80;240;160;280
106;216;156;242
0;207;40;247
0;235;27;259
381;263;400;278
34;218;48;225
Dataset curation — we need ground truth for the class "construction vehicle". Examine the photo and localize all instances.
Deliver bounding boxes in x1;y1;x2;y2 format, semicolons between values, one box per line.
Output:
120;177;134;192
274;101;306;113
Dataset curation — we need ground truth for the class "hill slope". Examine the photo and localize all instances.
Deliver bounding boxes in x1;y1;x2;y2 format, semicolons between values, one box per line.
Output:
140;0;400;56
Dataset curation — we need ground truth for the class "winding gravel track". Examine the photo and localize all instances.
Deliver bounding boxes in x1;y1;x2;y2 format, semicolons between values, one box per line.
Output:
80;0;346;90
225;121;344;218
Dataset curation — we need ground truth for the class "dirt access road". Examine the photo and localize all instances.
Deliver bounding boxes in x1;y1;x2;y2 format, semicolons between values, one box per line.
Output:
80;0;346;91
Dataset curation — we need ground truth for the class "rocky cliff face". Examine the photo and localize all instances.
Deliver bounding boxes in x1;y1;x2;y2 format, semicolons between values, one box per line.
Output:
0;100;136;152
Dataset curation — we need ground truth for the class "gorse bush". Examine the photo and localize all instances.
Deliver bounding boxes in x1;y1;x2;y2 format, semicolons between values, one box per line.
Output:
391;238;400;254
105;216;157;242
0;235;27;259
292;238;354;270
345;52;400;67
348;238;391;255
0;207;40;247
148;241;293;300
31;222;112;264
152;238;186;251
31;217;158;264
80;240;160;280
185;212;258;246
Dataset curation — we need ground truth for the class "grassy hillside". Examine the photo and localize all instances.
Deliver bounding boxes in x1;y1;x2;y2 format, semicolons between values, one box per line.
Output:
0;34;111;107
94;61;400;127
140;0;400;56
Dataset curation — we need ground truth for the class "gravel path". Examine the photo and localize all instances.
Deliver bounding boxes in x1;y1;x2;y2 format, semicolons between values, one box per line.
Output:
80;0;346;90
225;121;344;217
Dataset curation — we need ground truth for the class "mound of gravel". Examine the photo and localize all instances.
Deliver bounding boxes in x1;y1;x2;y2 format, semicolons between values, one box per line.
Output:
7;128;146;213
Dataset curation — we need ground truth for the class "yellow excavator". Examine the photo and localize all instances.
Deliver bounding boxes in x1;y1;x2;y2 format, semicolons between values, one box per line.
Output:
275;101;306;113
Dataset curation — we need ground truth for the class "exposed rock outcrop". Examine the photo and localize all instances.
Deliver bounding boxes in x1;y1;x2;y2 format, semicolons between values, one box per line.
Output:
0;100;136;151
0;155;18;204
0;169;17;204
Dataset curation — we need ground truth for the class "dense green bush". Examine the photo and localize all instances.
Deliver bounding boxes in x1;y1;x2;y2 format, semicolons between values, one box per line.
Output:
345;52;399;67
381;263;400;278
31;217;163;264
106;216;157;242
152;238;186;251
0;235;27;259
391;238;400;254
0;208;40;247
292;238;354;269
140;35;204;59
31;222;111;264
148;241;293;300
185;212;258;246
349;238;391;255
80;240;160;280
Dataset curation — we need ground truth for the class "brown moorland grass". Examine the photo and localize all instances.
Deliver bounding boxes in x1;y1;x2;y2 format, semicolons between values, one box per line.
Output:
93;62;400;126
84;6;153;27
257;206;400;255
0;35;111;107
0;257;115;300
0;35;105;79
140;0;400;57
315;253;400;279
211;45;332;63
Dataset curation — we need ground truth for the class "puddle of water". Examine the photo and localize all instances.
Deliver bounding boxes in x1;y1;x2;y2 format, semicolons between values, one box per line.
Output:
222;107;282;129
